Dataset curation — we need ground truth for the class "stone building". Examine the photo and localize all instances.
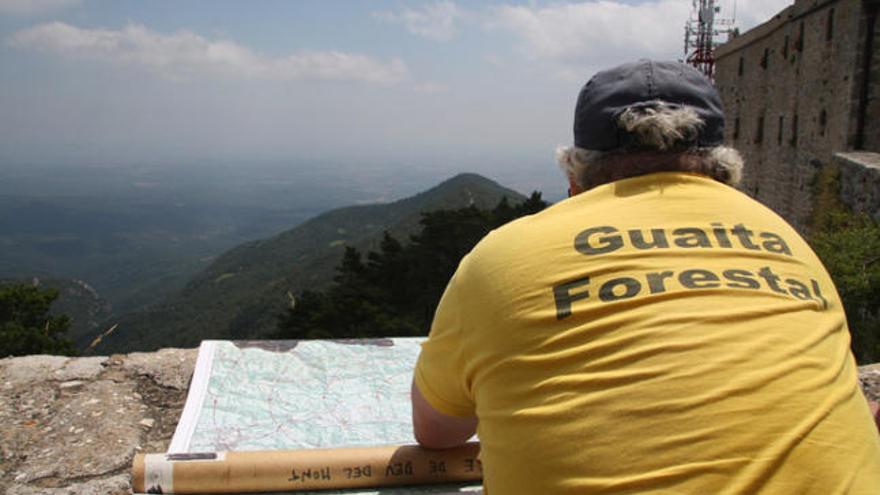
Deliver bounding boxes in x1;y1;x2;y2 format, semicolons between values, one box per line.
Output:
714;0;879;229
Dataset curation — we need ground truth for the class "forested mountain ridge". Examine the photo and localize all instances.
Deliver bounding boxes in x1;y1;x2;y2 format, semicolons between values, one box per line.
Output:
0;163;360;315
95;173;528;353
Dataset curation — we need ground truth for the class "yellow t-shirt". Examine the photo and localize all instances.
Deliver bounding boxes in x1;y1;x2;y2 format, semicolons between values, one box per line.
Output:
415;172;880;494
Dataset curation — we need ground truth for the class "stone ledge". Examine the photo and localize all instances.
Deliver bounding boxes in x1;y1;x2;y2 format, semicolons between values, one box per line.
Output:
1;350;877;494
834;151;880;221
1;349;195;495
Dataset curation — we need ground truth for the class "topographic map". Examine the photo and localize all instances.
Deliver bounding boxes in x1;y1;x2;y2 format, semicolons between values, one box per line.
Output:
166;339;480;494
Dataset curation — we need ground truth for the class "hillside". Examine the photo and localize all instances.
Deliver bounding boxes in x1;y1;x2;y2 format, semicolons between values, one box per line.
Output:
0;163;378;315
95;173;526;352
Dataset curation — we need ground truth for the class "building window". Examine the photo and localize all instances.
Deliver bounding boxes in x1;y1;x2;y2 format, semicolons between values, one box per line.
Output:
796;21;805;52
755;115;765;144
790;114;799;146
738;56;744;76
819;109;827;136
777;115;784;145
734;116;740;141
826;8;835;42
783;35;789;59
761;48;769;69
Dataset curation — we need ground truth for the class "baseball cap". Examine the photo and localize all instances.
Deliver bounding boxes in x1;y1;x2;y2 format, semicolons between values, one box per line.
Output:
573;59;725;151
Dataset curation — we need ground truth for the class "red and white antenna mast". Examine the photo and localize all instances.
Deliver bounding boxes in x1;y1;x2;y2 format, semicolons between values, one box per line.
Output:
684;0;737;79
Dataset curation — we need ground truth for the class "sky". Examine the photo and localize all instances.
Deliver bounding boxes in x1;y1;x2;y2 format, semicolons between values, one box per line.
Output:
0;0;793;195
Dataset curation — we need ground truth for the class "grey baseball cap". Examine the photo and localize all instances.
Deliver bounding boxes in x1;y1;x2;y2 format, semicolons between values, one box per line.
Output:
573;59;725;151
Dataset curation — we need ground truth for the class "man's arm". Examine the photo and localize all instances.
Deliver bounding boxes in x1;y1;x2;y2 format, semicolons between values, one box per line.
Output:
411;380;477;449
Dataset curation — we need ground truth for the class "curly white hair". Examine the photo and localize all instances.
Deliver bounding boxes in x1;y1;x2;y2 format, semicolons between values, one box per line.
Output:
557;102;743;189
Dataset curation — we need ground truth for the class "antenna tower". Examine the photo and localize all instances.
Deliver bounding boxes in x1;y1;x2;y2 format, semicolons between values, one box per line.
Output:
684;0;737;79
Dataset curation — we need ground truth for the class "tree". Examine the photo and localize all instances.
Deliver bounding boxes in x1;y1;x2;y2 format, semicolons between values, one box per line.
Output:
810;208;880;363
0;283;75;357
276;194;549;340
809;165;880;363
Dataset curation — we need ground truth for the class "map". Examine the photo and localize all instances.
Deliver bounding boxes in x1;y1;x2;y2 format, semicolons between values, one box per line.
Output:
166;339;481;494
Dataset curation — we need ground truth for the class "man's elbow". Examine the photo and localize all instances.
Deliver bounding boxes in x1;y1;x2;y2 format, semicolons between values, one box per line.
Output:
411;381;477;449
414;415;475;449
414;426;458;449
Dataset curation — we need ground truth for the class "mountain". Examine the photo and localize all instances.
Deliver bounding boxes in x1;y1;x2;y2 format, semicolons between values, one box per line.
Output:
0;163;397;315
95;173;527;353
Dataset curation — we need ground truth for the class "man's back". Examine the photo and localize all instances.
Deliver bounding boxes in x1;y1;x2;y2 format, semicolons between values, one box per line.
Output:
415;172;880;493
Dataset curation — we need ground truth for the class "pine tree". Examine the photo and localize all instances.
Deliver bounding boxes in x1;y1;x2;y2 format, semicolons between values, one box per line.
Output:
276;195;549;341
0;283;75;357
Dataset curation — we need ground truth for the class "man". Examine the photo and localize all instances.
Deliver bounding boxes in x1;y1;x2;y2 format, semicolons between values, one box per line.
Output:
411;60;880;493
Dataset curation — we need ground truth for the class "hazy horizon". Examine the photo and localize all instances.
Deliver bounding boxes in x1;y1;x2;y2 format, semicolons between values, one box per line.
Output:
2;0;791;194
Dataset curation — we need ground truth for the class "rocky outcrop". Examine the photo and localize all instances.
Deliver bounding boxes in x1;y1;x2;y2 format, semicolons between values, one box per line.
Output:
1;349;195;495
1;351;878;494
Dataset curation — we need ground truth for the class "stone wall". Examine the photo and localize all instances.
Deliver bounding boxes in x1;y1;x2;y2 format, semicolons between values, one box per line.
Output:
858;0;880;150
715;0;878;229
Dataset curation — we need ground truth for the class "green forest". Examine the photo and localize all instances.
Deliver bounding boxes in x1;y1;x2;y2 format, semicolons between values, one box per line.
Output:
275;193;548;340
809;165;880;364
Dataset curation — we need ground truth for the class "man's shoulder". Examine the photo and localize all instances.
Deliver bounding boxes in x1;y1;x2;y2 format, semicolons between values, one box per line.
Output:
463;200;571;271
476;201;560;244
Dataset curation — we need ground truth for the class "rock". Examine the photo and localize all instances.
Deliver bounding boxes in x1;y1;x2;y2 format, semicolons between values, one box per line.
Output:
0;355;68;388
0;348;193;495
0;382;57;480
859;363;880;401
58;380;84;391
123;348;197;390
8;380;142;484
5;474;129;495
53;356;107;382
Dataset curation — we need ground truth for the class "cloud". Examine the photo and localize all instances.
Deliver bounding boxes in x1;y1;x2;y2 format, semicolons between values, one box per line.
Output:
728;0;795;31
488;0;795;75
0;0;80;15
488;0;691;74
413;82;449;94
374;1;463;42
8;22;411;84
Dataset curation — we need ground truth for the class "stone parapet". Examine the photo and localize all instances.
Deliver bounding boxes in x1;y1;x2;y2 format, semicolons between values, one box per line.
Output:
1;349;195;495
835;151;880;220
1;350;878;494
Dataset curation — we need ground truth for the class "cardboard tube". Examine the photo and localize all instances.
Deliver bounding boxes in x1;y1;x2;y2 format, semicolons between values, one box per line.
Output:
132;442;481;494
